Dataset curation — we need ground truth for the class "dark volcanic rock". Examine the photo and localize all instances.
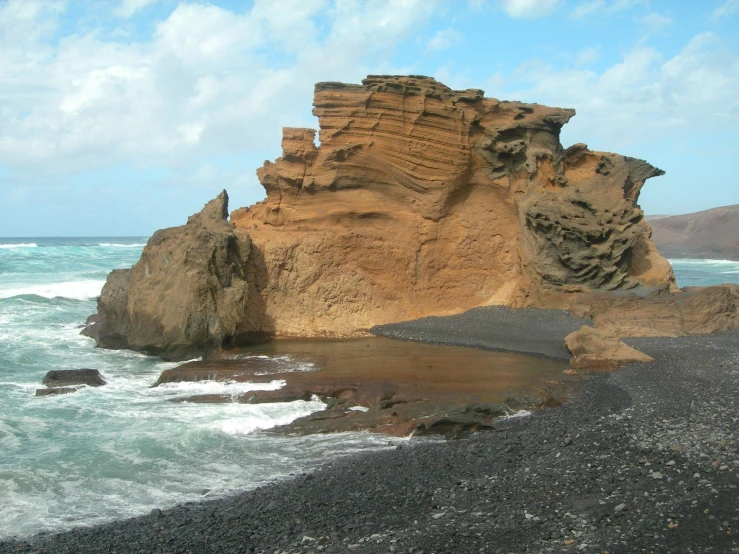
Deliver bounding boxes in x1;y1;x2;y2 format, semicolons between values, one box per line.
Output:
36;368;106;396
9;325;739;554
82;191;253;361
41;369;106;388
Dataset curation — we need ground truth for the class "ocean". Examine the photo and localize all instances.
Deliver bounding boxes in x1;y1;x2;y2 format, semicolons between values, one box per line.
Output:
1;238;737;539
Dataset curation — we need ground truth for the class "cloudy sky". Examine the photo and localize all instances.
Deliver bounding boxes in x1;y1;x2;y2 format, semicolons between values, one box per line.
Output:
1;0;737;236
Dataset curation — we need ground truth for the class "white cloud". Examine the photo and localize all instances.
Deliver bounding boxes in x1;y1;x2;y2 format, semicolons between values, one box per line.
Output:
571;0;642;19
115;0;161;18
712;0;739;19
497;32;739;150
575;46;600;66
0;0;438;177
499;0;561;19
639;12;673;34
426;28;461;51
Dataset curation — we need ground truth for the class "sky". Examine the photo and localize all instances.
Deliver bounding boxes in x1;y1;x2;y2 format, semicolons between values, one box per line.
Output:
0;0;738;236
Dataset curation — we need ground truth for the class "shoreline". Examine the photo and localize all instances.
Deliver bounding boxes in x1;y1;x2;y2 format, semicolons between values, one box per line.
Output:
2;309;738;553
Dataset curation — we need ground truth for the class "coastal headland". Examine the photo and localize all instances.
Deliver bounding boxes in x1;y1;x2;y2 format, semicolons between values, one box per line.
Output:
8;76;736;551
78;75;738;434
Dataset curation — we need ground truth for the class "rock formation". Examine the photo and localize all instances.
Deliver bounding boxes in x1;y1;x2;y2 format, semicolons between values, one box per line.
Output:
86;76;679;360
35;368;106;396
570;284;739;338
565;326;654;370
649;205;739;261
229;75;674;339
83;191;252;360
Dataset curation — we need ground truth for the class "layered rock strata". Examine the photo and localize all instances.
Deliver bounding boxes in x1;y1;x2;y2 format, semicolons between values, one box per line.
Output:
87;76;679;360
230;75;674;341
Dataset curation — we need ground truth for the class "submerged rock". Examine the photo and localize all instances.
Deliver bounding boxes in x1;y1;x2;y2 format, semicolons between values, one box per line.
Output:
82;191;252;361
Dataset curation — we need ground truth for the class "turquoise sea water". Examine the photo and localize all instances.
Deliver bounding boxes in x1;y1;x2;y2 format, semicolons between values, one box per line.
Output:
0;238;394;539
0;239;737;539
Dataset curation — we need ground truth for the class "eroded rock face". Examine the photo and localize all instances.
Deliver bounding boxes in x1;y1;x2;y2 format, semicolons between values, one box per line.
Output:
83;191;252;360
229;75;674;338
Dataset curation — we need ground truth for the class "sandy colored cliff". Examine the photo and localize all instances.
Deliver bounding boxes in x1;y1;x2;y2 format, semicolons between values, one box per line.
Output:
229;75;674;339
86;76;683;360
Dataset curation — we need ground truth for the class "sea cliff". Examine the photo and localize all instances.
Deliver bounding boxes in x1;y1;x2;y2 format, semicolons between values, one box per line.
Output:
84;75;695;361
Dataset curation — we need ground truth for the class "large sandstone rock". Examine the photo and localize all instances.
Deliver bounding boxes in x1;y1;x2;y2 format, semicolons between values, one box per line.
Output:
229;75;674;338
87;76;687;358
83;191;252;360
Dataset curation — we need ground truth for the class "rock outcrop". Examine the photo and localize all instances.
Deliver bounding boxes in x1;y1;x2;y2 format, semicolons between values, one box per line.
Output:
649;205;739;261
82;191;252;360
86;76;680;359
571;284;739;338
35;368;106;396
228;75;674;340
565;326;653;370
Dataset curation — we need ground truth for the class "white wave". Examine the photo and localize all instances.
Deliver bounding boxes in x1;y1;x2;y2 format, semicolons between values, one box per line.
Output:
669;258;739;265
0;279;104;300
153;379;286;397
209;398;326;435
97;243;145;248
501;409;532;420
0;243;37;249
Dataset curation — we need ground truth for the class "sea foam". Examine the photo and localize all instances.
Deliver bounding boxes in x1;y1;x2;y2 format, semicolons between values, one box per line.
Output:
0;243;38;249
0;279;105;301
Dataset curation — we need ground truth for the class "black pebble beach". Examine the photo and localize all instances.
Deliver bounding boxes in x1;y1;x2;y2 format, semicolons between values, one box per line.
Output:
2;308;737;553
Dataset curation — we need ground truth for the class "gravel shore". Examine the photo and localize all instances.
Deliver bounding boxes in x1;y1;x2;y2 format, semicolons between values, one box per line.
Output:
2;308;737;553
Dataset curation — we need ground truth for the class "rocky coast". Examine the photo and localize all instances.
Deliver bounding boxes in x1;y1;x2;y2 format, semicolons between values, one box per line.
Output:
7;75;737;552
3;309;737;553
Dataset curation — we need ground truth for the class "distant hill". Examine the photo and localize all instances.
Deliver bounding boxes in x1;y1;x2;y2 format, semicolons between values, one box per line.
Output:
648;205;739;261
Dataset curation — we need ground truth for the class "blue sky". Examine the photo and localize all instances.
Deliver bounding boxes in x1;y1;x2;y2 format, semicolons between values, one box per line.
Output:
1;0;738;236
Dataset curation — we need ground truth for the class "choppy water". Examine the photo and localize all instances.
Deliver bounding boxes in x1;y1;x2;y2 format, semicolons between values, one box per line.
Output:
669;258;739;287
0;238;395;539
0;239;736;539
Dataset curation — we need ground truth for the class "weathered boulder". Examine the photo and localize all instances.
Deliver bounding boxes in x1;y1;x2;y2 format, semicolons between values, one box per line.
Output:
83;191;252;360
565;326;653;370
36;368;106;396
87;76;689;357
42;368;106;387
